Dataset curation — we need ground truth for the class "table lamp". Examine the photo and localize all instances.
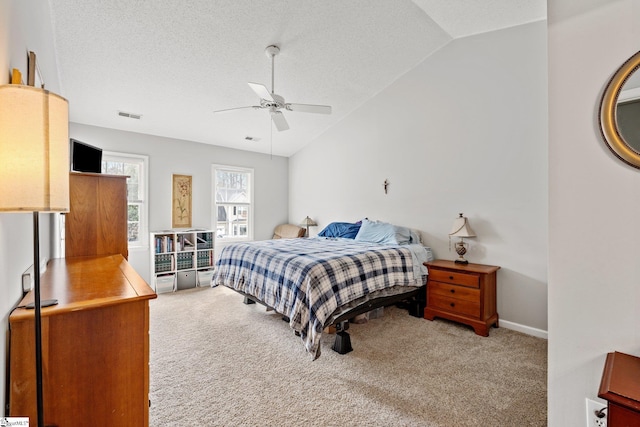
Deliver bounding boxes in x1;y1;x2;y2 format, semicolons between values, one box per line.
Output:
449;213;476;265
300;216;317;237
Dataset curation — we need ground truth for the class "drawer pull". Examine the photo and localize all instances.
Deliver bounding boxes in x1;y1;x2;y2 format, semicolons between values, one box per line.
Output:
450;303;455;308
449;276;454;280
450;289;455;294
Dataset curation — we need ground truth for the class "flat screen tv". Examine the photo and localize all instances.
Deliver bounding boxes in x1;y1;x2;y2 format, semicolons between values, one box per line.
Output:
70;139;102;173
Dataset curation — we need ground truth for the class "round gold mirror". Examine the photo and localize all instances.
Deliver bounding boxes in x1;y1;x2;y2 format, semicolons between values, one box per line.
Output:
600;50;640;168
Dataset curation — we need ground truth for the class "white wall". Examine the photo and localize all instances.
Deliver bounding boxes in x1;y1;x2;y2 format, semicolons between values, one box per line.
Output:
14;2;640;425
0;0;61;413
548;1;640;425
69;123;289;283
290;21;548;335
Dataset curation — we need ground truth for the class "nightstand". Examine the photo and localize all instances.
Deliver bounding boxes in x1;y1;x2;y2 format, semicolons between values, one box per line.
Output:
599;351;640;426
424;259;500;336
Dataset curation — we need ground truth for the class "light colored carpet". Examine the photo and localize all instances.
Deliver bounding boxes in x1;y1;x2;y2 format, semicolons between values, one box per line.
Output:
149;286;547;426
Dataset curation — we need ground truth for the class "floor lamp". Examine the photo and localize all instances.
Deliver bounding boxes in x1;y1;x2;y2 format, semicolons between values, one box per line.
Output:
0;84;69;427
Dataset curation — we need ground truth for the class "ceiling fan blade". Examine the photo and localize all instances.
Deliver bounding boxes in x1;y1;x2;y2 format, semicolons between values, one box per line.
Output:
213;106;261;114
286;103;332;114
248;82;273;101
270;110;290;131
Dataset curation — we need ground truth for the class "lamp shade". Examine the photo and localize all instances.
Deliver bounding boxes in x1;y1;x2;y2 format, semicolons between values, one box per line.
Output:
449;213;476;238
300;216;317;227
0;85;69;212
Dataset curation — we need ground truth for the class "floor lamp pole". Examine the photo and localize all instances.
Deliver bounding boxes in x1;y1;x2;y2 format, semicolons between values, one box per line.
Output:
33;211;45;427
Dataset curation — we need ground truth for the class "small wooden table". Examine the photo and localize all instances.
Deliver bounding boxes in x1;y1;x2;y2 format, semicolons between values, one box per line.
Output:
424;259;500;336
599;351;640;426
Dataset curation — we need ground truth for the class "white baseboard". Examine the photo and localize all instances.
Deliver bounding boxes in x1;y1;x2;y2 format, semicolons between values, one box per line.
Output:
500;319;548;339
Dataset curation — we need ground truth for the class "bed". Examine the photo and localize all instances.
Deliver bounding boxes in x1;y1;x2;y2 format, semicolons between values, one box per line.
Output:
212;219;433;359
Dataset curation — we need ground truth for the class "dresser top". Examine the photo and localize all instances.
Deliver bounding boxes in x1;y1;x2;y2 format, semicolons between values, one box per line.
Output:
70;171;128;179
599;351;640;411
11;255;156;322
425;259;500;274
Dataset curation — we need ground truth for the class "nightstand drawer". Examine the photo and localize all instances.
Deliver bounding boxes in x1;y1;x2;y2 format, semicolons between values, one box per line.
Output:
429;269;479;288
429;281;479;302
429;294;480;318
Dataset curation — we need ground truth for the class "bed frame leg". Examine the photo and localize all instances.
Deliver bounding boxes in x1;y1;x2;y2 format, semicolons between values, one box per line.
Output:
408;298;426;318
243;296;256;305
332;321;353;354
408;285;427;317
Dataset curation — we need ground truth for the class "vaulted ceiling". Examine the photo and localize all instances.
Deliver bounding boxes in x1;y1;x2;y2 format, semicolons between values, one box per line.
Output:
49;0;546;157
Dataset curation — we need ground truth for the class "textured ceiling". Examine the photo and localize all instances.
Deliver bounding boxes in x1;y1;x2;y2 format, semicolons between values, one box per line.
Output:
48;0;546;157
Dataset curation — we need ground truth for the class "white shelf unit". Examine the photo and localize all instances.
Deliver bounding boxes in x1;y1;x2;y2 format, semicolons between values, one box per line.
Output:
150;229;215;293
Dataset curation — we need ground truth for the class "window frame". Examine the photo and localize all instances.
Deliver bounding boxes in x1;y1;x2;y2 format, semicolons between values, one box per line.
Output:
102;151;149;250
212;164;254;243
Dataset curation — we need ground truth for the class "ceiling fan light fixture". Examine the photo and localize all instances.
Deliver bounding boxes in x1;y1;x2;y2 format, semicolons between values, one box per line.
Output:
260;93;285;109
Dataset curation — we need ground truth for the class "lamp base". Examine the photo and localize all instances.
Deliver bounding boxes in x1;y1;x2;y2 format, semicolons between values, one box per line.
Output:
454;240;469;265
25;299;58;309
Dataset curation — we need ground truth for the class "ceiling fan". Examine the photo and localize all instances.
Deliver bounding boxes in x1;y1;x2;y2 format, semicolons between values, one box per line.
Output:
213;45;332;131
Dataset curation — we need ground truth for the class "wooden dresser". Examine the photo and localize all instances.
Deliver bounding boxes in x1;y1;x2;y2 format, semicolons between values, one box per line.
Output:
424;260;500;336
9;255;157;426
599;351;640;426
65;172;129;260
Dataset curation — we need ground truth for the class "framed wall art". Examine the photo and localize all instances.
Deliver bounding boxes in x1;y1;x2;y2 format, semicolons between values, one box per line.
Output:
172;174;192;228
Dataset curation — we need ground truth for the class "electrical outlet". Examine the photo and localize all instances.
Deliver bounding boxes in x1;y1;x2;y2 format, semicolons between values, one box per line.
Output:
21;258;48;293
586;398;607;427
22;265;33;293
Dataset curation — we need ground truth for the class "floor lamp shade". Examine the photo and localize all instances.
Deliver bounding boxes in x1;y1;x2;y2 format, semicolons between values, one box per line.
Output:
0;85;70;212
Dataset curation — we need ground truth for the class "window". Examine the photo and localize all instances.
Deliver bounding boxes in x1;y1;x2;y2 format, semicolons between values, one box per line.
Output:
213;165;253;241
102;152;149;248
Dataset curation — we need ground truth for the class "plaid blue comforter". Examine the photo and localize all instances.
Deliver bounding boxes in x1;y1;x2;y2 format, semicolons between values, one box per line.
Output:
212;237;424;359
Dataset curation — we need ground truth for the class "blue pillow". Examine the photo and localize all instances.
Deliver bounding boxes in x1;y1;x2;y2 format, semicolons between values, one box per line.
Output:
317;222;361;239
355;219;413;245
354;219;396;244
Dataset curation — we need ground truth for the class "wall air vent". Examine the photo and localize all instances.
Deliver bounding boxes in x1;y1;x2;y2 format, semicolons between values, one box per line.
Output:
118;111;142;120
